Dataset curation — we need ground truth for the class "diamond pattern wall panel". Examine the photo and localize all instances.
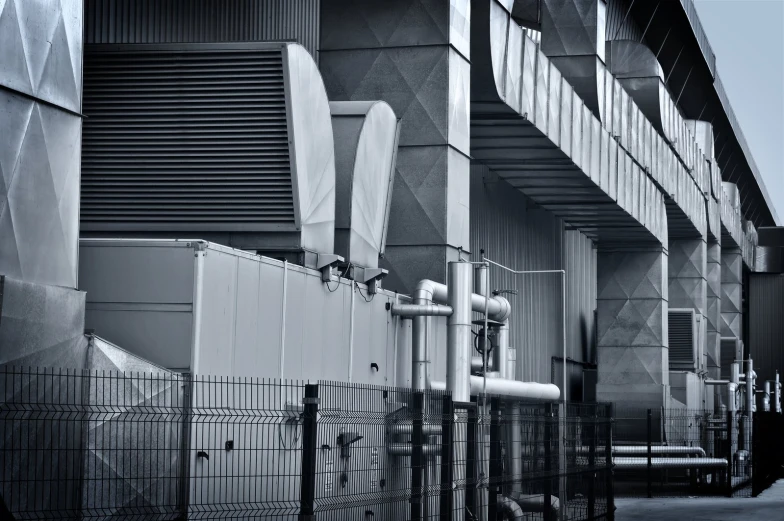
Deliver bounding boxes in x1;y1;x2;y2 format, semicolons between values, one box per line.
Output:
541;0;603;58
0;0;82;289
668;239;707;316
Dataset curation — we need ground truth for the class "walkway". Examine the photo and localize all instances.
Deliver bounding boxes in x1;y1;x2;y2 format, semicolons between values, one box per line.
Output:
615;480;784;521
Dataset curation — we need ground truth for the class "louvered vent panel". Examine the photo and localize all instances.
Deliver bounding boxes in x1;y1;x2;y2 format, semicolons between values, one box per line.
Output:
669;309;695;371
81;46;295;231
720;337;739;380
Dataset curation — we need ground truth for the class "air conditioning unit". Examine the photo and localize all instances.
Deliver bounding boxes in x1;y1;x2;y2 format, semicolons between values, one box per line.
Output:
669;308;698;372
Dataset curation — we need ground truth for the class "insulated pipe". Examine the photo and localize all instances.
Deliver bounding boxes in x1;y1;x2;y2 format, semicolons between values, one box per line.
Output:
763;381;771;412
431;377;560;401
497;495;524;521
510;494;560;514
391;304;453;317
613;457;727;469
705;380;730;385
611;446;706;456
508;406;523;495
492;320;510;379
471;356;494;372
387;443;440;456
411;279;512;322
388;423;442;435
746;359;754;414
776;372;781;414
446;262;473;402
474;263;488;298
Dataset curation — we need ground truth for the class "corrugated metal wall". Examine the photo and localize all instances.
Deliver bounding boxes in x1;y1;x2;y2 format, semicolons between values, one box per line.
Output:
469;166;597;388
605;0;643;41
84;0;320;59
748;274;784;385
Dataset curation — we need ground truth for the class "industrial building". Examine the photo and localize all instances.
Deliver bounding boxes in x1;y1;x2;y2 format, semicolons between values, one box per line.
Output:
1;0;783;519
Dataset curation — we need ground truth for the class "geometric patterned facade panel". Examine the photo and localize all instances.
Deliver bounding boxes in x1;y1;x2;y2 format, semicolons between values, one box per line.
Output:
721;311;742;339
0;0;82;289
721;247;743;284
0;0;83;113
0;91;81;288
597;248;669;407
541;0;604;58
320;0;471;285
668;240;707;325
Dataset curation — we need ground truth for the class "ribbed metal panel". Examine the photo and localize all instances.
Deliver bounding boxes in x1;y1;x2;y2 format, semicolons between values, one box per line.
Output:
81;45;295;230
85;0;321;59
470;165;597;387
668;309;695;371
605;0;643;41
749;274;784;384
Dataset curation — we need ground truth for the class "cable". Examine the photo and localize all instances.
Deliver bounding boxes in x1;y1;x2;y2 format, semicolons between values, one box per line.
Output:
356;282;375;302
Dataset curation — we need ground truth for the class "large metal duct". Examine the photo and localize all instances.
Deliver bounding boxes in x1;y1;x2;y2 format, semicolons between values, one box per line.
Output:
613;457;728;470
81;42;336;267
0;0;83;288
330;101;400;270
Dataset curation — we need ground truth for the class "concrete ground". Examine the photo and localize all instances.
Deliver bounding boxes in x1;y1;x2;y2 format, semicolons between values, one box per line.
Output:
615;480;784;521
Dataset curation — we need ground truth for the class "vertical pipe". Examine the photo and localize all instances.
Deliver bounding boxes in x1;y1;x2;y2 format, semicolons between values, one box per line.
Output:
647;409;653;498
466;403;478;517
279;260;288;379
348;282;356;382
447;262;473;402
587;406;596;520
606;403;615;521
412;284;431;390
488;398;502;521
474;263;488;298
508;404;523;496
543;403;553;521
726;408;734;495
746;359;753;415
494;321;510;380
763;381;771;412
776;372;781;414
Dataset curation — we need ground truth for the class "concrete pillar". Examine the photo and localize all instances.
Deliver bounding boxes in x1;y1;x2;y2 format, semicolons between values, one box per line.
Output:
596;247;669;408
721;246;743;340
706;241;722;379
319;1;471;292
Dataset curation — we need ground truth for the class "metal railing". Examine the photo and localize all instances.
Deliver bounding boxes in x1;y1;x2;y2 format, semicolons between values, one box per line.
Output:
0;367;613;520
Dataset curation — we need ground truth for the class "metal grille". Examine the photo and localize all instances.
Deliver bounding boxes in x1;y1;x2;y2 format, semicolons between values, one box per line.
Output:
81;44;296;231
669;309;695;370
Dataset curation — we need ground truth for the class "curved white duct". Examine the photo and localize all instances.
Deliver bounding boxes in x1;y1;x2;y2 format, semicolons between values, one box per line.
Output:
330;101;400;268
430;377;560;401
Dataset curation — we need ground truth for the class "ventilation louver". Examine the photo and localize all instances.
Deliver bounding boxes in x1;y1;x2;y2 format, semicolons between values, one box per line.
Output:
81;42;336;260
669;308;696;371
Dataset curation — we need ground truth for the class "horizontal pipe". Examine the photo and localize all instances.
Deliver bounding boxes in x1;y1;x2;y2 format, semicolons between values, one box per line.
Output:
471;356;494;371
391;303;453;317
431;377;560;401
613;457;727;469
387;443;440;456
705;379;730;385
612;445;706;457
498;495;524;520
415;279;511;321
388;423;442;435
510;493;560;513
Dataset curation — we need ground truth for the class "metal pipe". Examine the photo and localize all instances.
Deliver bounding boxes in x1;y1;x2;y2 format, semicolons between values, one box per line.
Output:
746;359;754;414
474;263;488;298
389;423;442;436
348;281;355;382
497;495;524;521
776;372;781;413
612;446;706;457
493;320;510;380
411;279;511;321
447;262;473;402
613;457;727;469
279;259;287;378
431;377;560;401
471;356;494;372
391;303;453;317
508;406;523;495
763;381;771;412
510;493;560;514
705;380;729;385
387;443;440;456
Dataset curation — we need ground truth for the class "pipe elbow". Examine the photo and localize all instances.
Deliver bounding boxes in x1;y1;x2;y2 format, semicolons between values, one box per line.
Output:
490;295;512;322
497;495;525;521
413;279;440;303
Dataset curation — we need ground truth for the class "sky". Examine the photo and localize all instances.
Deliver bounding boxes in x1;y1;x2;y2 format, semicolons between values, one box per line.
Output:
694;0;784;224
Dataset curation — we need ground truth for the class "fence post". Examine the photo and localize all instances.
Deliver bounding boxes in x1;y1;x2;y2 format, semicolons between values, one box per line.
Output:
177;373;193;519
488;398;502;520
411;391;425;521
606;403;615;521
726;409;734;497
647;408;652;498
466;400;478;516
588;405;597;520
299;384;319;521
440;394;454;521
543;402;553;521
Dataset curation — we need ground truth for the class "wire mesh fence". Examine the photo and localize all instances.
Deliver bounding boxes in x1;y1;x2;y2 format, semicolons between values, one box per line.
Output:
612;405;752;498
0;367;614;520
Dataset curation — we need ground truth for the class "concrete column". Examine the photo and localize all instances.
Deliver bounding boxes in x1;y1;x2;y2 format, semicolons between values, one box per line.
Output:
706;241;722;379
320;1;471;292
721;246;743;340
596;247;669;408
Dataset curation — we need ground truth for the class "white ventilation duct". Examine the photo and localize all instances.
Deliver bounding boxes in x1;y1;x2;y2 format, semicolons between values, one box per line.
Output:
330;101;400;270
